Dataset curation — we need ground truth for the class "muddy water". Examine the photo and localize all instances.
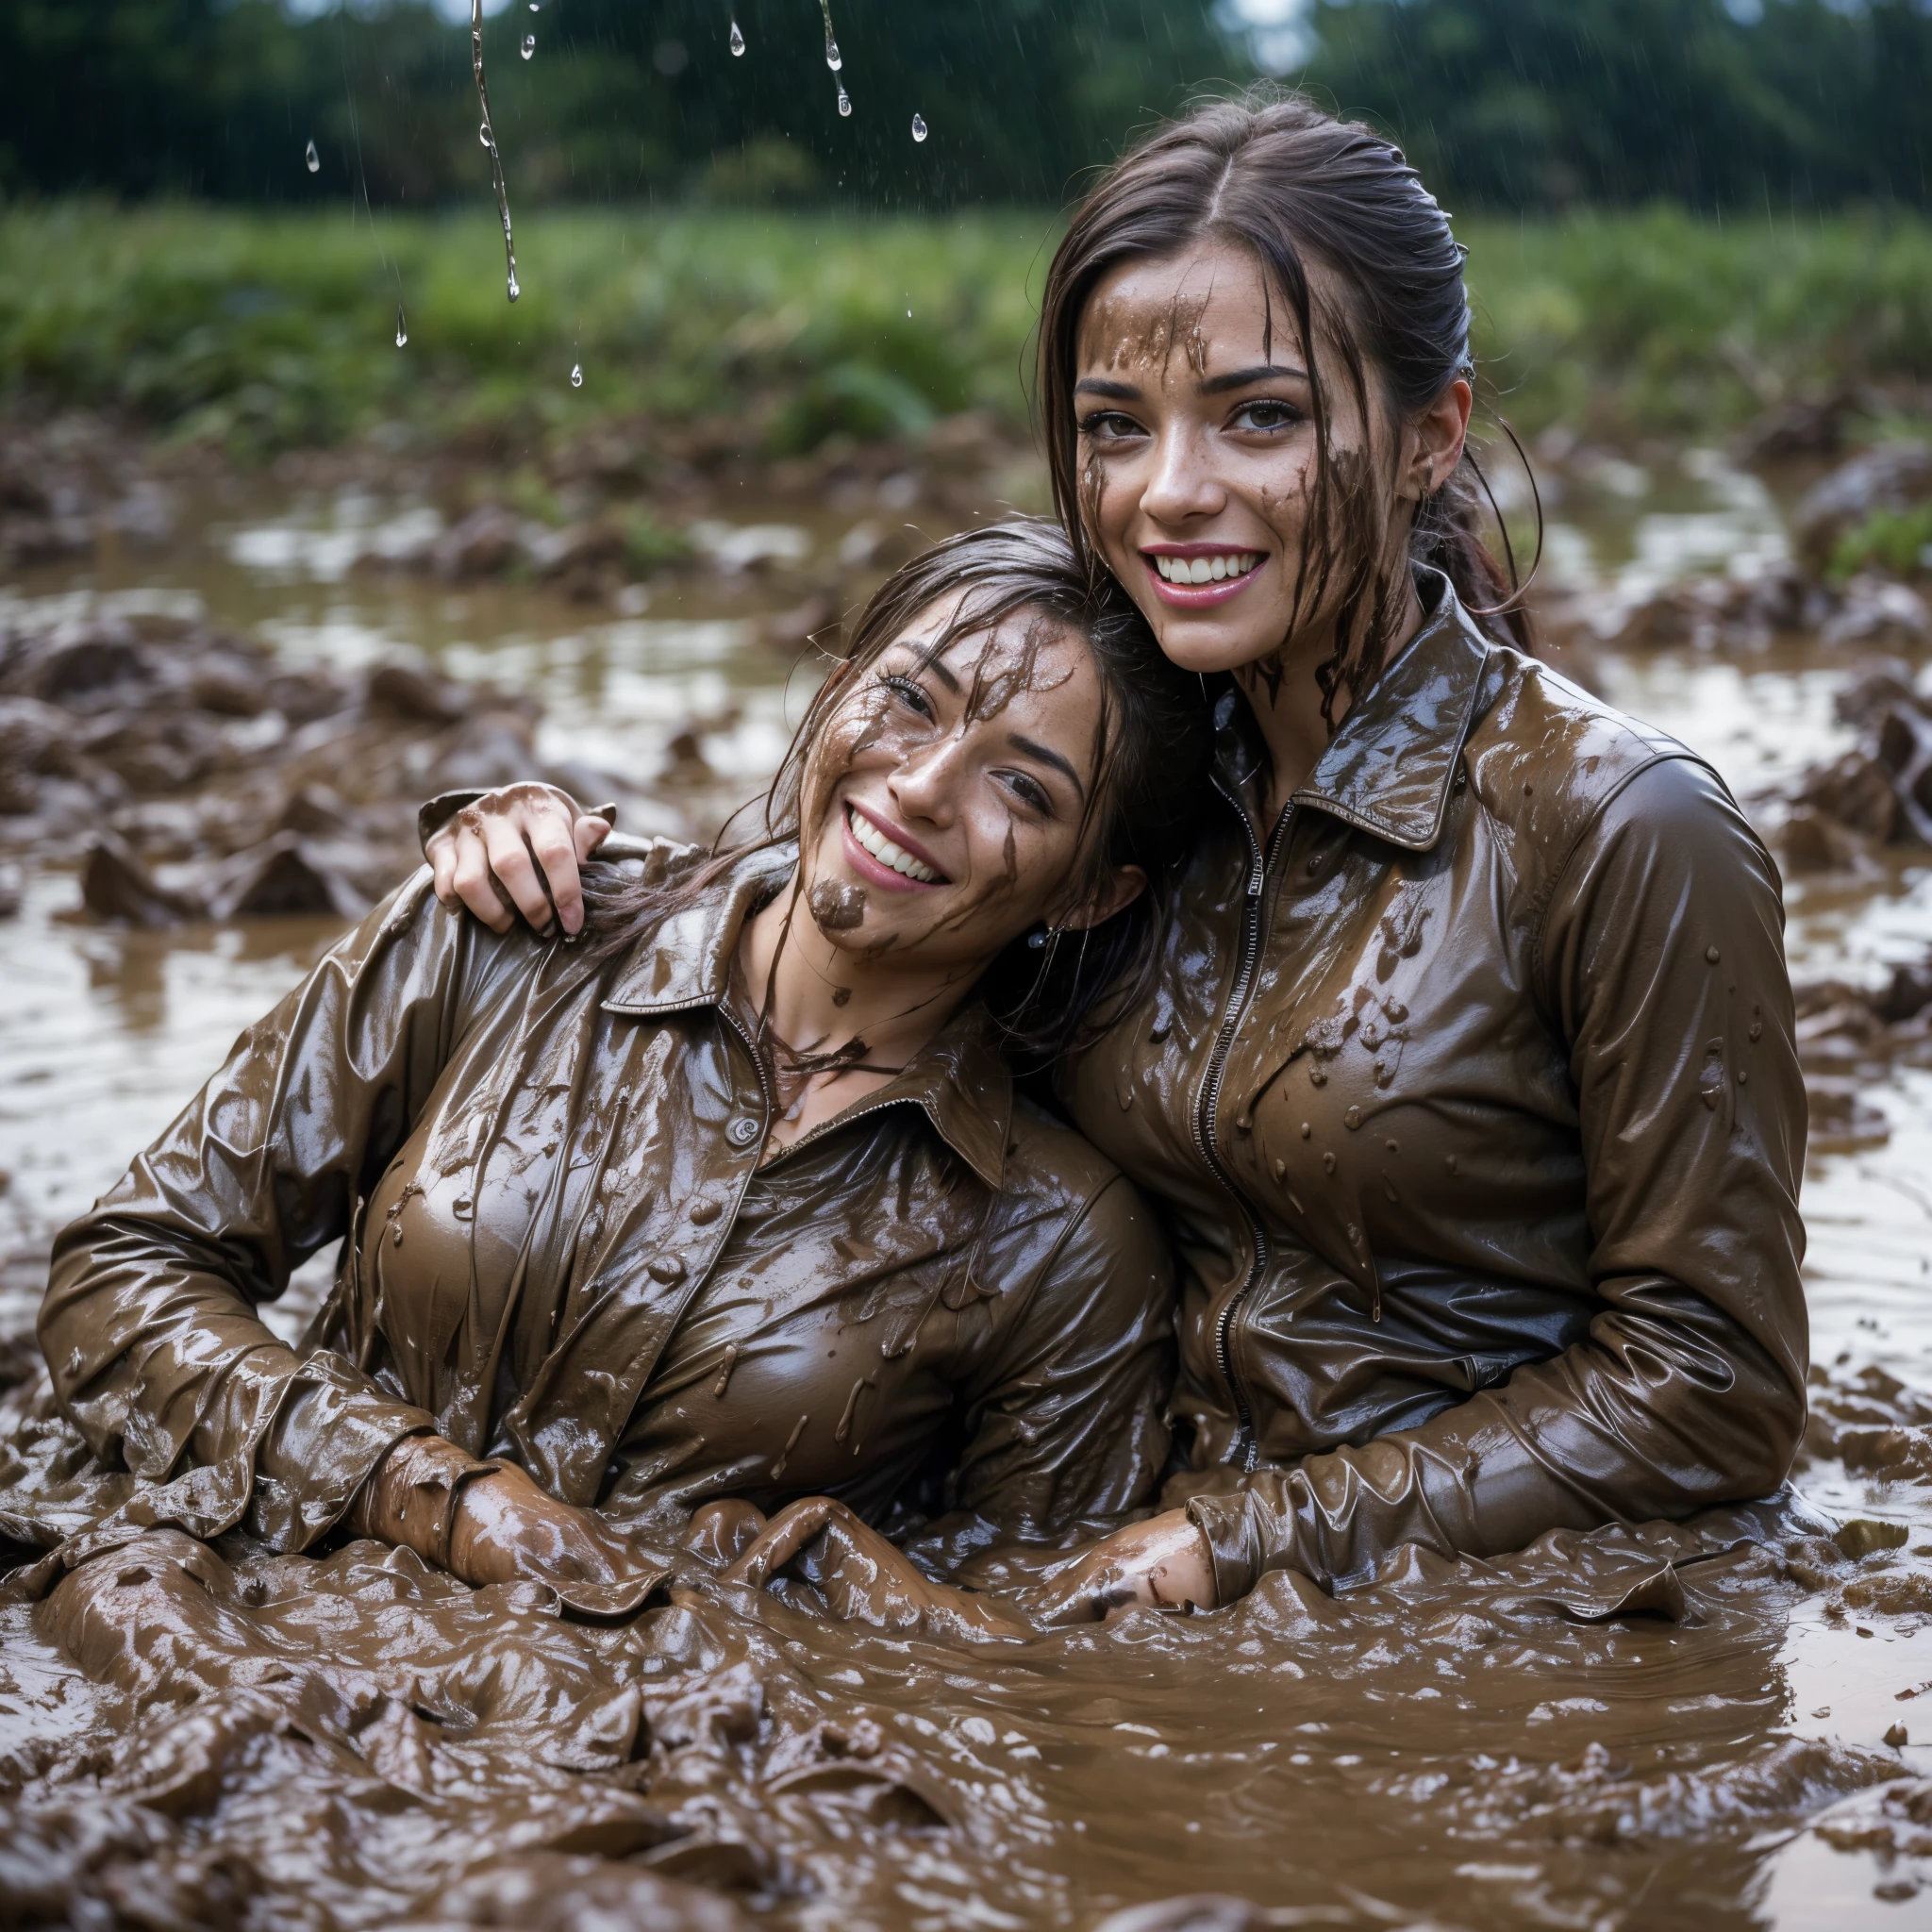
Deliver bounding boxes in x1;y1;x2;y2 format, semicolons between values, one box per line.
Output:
6;451;1932;1931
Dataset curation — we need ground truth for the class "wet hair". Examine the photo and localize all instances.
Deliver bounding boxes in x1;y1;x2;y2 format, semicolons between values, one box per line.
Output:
578;517;1209;1066
1038;87;1534;731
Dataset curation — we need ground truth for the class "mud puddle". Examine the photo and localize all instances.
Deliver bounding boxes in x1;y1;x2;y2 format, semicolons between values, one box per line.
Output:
6;449;1932;1930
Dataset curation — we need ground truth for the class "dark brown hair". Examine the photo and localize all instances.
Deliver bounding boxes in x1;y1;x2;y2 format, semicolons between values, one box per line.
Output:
579;517;1208;1066
1038;87;1533;729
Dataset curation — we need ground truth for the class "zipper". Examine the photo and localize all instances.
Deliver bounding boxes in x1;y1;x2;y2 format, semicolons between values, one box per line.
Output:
1198;779;1295;1473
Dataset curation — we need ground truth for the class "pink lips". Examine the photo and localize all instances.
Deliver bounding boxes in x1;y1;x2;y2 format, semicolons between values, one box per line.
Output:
840;801;948;893
1141;549;1265;608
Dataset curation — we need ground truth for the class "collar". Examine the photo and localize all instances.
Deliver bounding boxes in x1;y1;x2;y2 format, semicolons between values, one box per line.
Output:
601;843;1012;1188
1212;569;1494;853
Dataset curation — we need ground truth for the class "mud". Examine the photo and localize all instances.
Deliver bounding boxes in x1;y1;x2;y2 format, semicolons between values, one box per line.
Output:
806;879;866;933
6;426;1932;1927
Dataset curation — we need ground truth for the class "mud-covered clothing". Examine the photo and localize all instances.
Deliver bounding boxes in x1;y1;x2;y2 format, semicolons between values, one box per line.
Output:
42;848;1174;1556
1059;574;1808;1600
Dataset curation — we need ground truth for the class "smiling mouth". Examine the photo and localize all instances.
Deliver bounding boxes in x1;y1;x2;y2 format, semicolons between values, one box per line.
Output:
1149;551;1262;586
845;803;945;884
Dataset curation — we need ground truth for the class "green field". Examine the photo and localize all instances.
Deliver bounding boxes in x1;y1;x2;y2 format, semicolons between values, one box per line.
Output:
3;201;1929;456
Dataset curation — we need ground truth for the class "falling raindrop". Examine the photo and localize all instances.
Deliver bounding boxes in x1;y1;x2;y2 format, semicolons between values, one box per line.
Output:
911;113;927;142
837;82;852;116
395;306;408;349
521;33;534;58
570;363;583;388
819;0;841;68
305;140;320;174
470;0;520;307
729;19;745;55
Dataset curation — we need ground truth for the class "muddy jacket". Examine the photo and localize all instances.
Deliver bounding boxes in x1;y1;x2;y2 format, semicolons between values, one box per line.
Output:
1059;575;1808;1600
42;848;1173;1555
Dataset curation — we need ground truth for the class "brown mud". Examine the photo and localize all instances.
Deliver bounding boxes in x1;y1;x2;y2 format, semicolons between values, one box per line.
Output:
5;420;1932;1928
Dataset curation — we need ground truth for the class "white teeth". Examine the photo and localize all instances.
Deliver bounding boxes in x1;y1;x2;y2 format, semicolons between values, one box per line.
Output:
847;805;939;882
1153;553;1258;585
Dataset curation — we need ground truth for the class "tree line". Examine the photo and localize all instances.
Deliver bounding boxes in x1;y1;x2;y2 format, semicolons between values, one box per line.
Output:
2;0;1925;210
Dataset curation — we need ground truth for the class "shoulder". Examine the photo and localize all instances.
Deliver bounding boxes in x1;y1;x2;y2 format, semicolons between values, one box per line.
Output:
1462;643;1751;891
995;1095;1169;1263
591;834;707;889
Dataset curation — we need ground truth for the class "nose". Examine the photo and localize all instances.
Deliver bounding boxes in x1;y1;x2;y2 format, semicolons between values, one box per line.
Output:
1140;418;1225;528
887;730;964;827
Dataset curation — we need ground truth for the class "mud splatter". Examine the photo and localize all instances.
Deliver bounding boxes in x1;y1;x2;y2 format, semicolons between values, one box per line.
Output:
808;880;866;932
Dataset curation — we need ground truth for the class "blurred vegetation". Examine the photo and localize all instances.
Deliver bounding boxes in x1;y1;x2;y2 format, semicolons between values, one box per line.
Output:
3;201;1929;458
4;0;1931;214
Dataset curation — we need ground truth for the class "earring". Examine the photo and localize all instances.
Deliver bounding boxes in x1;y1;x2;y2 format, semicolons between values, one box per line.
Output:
1026;923;1067;950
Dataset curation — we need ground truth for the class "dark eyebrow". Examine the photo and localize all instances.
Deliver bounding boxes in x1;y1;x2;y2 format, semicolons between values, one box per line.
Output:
1201;362;1307;395
924;658;961;692
1008;733;1086;801
1074;377;1141;401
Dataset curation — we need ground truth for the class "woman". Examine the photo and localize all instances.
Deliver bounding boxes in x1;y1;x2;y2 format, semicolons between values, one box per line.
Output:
447;92;1807;1619
37;523;1205;1607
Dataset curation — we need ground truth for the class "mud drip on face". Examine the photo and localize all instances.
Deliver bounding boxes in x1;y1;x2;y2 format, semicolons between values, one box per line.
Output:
808;879;867;933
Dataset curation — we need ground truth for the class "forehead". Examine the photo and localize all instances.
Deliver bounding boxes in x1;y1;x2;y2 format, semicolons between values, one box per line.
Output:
1076;241;1340;375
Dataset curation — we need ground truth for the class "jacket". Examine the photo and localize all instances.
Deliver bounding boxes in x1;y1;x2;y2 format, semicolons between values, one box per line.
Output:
1058;575;1808;1599
41;846;1174;1556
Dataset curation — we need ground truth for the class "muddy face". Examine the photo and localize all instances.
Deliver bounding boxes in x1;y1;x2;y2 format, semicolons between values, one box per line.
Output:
789;600;1133;976
1074;243;1416;691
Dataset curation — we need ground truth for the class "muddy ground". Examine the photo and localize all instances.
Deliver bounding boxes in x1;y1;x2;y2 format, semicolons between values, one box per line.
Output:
5;410;1932;1931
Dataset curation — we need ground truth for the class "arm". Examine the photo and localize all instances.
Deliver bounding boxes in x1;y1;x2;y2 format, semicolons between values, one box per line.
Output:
1183;756;1808;1601
947;1170;1176;1541
41;875;517;1552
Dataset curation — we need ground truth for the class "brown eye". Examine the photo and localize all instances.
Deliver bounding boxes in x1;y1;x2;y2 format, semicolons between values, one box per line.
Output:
1231;399;1301;433
1004;772;1054;816
1078;410;1144;443
876;672;935;720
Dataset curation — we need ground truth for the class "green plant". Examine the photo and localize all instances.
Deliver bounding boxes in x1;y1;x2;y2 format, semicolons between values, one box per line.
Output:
1829;503;1932;581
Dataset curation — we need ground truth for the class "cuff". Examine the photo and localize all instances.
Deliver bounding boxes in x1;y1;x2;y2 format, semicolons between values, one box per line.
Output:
1186;1491;1265;1606
249;1350;437;1553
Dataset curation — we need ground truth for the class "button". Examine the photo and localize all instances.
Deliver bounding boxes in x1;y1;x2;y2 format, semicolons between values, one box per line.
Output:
689;1198;722;1225
726;1117;762;1147
647;1255;687;1285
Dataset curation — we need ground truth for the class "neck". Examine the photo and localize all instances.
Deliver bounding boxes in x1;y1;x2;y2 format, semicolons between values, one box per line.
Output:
737;876;978;1078
1243;568;1426;823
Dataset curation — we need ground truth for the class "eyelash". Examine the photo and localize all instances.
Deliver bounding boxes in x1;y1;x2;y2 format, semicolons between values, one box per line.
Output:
1232;399;1302;432
1003;773;1053;816
1077;409;1144;442
876;672;935;719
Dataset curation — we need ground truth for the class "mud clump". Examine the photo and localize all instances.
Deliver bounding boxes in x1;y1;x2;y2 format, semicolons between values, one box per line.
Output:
0;609;675;926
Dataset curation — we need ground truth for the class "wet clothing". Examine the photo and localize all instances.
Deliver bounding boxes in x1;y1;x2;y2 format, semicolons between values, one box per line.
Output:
1059;575;1808;1600
41;848;1174;1556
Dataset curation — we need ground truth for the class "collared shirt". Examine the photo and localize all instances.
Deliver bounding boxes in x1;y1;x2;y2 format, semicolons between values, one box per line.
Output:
43;847;1173;1554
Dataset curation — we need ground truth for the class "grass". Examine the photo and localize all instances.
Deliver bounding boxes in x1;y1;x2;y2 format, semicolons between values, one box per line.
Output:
2;200;1929;458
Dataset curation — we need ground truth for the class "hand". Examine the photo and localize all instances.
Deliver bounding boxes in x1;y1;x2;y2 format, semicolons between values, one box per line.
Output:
425;782;610;937
724;1496;1027;1641
351;1437;654;1607
1027;1509;1217;1625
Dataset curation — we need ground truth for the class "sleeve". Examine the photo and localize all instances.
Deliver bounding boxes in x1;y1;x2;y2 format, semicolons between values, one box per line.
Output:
38;872;521;1554
1187;756;1810;1599
947;1172;1176;1541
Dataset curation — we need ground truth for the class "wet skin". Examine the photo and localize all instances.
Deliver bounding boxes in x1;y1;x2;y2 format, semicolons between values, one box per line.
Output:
1074;242;1470;814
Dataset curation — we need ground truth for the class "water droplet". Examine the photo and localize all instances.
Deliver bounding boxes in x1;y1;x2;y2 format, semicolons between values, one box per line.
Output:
305;140;320;174
570;362;583;388
837;82;852;116
824;37;842;71
480;123;493;149
911;113;927;142
394;306;408;348
521;33;534;58
729;19;745;54
507;272;520;302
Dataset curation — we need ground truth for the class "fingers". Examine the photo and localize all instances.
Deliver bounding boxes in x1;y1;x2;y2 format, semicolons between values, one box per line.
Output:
446;813;516;934
528;812;588;936
723;1496;841;1590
